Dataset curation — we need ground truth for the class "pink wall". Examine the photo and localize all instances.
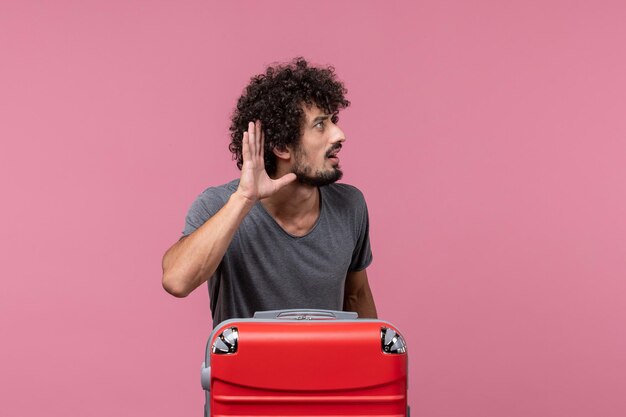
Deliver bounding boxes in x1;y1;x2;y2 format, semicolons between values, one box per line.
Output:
2;1;625;416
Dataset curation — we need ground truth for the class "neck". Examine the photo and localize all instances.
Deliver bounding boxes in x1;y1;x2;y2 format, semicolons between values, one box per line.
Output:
261;180;319;220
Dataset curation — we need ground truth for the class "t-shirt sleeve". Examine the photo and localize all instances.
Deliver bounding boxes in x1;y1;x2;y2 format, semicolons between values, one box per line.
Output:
348;194;373;272
181;188;228;237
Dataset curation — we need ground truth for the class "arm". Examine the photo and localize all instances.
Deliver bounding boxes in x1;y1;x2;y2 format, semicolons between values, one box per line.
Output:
343;269;378;318
162;120;296;298
162;192;254;297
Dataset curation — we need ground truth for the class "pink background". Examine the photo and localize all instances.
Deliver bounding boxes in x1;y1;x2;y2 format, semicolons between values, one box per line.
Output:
2;1;625;416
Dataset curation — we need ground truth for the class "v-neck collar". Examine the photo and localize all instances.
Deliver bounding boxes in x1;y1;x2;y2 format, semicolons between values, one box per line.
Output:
256;187;324;239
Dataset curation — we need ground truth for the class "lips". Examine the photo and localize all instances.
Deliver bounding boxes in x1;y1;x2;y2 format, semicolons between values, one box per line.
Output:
327;152;340;165
326;145;342;159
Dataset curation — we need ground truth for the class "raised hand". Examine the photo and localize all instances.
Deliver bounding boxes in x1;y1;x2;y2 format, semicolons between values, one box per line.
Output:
236;120;297;203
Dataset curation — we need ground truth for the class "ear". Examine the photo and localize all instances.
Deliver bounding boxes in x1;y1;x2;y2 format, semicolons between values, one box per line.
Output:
272;145;292;161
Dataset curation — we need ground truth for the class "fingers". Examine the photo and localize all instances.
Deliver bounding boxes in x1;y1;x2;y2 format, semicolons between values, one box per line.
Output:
258;122;265;159
242;132;251;163
247;121;256;157
244;120;264;166
255;120;261;152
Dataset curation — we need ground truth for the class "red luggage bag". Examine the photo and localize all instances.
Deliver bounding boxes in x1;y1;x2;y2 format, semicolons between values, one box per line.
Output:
201;309;409;416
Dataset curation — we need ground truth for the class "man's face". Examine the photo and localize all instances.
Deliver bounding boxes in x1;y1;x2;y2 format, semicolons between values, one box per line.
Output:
291;104;346;187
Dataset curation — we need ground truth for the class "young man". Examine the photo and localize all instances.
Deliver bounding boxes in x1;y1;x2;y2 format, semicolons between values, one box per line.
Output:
162;57;377;327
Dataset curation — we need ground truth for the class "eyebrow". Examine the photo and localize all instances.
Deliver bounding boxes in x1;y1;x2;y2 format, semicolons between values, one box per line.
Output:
310;113;337;125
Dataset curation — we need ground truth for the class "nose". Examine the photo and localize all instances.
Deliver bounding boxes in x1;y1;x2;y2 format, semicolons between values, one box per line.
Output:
331;124;346;145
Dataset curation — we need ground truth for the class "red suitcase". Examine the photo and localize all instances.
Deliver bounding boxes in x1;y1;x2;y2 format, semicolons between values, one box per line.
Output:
201;309;409;416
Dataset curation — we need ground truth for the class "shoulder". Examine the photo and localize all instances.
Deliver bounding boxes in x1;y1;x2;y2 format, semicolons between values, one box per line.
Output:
196;179;239;201
322;182;367;207
189;179;240;214
182;179;240;236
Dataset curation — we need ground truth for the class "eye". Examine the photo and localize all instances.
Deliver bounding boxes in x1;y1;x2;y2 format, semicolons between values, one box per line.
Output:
315;120;325;129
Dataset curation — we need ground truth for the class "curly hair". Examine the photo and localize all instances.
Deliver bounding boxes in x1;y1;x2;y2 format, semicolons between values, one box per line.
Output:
228;57;350;176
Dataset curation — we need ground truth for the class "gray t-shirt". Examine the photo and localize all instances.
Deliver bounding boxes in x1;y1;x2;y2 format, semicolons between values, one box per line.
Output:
182;179;373;327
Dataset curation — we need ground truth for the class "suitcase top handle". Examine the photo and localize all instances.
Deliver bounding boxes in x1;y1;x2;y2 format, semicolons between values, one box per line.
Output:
253;309;358;320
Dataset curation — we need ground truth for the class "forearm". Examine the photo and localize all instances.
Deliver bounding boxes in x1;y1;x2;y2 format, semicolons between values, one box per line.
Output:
343;284;378;319
162;192;254;297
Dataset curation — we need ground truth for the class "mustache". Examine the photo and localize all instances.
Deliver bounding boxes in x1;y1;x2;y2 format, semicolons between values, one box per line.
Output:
325;144;342;158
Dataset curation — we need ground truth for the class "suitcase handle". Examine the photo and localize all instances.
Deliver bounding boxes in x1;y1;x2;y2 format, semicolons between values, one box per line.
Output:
253;309;358;320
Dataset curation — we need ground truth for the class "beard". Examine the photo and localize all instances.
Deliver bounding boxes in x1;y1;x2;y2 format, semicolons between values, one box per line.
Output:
292;146;343;187
294;165;343;187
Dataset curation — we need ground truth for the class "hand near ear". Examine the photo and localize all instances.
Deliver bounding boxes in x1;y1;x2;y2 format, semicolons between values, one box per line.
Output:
236;120;297;203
